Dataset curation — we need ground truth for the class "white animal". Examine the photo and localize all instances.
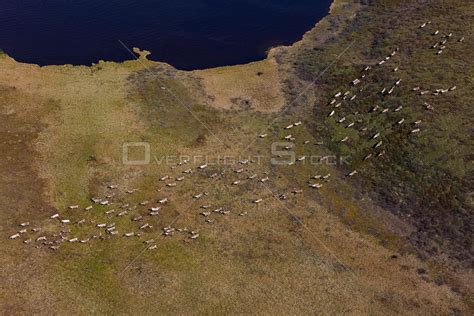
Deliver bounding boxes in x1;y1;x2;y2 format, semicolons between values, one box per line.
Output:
347;170;358;177
9;233;20;239
253;199;263;204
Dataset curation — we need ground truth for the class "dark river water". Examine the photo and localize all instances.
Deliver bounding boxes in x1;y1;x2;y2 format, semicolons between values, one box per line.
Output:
0;0;332;70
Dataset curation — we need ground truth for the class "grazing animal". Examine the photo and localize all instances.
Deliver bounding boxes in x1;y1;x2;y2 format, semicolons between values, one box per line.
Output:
9;233;20;239
347;170;358;177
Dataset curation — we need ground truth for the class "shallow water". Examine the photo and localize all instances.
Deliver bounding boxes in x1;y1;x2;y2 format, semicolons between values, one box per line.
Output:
0;0;332;70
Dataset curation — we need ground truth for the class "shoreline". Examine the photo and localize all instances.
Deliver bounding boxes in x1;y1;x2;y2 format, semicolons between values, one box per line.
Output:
0;0;352;73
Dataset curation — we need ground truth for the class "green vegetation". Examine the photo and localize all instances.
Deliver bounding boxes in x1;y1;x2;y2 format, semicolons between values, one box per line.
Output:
283;0;473;264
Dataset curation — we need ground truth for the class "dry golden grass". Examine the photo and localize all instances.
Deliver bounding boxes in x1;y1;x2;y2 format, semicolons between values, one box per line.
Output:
195;58;285;112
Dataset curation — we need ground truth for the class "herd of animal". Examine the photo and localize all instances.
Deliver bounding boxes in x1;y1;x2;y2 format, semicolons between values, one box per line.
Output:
7;21;463;253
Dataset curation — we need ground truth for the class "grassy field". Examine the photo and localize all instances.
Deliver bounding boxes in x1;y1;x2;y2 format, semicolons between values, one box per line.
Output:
276;0;474;268
0;0;472;314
